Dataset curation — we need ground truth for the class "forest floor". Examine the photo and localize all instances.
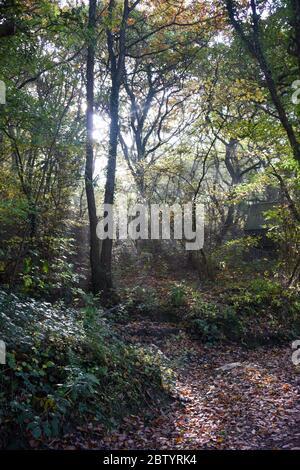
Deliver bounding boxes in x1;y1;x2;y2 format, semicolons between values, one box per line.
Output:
100;318;300;450
52;315;300;450
48;265;300;450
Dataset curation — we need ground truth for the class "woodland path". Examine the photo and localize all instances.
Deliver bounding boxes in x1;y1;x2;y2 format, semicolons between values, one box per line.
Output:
53;317;300;450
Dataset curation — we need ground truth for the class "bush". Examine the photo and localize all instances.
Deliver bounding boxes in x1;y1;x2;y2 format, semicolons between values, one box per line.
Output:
181;280;300;345
169;283;187;308
121;286;161;316
0;290;170;448
213;236;259;270
183;294;243;343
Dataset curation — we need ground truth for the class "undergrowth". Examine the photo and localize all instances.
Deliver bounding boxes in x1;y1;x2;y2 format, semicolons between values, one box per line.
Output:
0;290;170;448
119;278;300;346
179;279;300;345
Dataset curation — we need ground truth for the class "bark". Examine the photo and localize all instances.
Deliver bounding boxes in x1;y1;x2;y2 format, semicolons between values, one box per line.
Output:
99;0;129;293
215;139;239;244
85;0;102;295
186;198;215;280
99;81;120;290
288;254;300;287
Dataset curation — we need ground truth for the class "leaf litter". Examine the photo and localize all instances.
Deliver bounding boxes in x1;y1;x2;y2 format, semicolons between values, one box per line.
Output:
49;318;300;450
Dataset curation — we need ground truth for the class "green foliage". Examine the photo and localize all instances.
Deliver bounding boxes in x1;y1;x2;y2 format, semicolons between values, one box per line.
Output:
180;278;300;345
12;237;84;301
0;290;169;448
229;278;282;308
169;283;187;308
122;286;161;316
183;293;243;343
213;236;259;270
222;278;300;344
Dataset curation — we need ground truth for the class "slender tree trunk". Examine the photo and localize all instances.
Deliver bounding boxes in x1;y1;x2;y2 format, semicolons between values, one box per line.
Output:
99;82;120;290
99;0;129;293
270;166;300;223
85;0;102;295
214;139;240;245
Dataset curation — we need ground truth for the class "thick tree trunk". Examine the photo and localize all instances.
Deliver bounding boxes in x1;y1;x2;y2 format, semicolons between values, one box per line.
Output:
85;0;102;295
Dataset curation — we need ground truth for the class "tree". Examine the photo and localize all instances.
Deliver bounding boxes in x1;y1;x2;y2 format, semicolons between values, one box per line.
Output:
225;0;300;164
98;0;131;293
0;0;86;288
85;0;103;294
98;0;220;293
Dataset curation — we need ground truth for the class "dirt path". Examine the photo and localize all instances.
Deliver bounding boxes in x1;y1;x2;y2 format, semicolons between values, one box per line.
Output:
50;318;300;450
98;319;300;450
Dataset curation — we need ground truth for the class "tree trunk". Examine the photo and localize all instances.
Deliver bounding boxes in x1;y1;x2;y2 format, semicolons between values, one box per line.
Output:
99;0;129;294
85;0;102;295
99;82;120;291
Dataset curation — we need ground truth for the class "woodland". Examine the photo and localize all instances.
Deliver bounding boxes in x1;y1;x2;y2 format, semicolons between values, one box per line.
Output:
0;0;300;451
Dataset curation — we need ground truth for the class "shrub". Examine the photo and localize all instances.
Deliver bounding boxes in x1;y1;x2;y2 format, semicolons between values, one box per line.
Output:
0;290;169;448
213;236;259;270
183;294;243;343
182;280;300;345
169;283;187;308
121;286;161;316
222;279;300;343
